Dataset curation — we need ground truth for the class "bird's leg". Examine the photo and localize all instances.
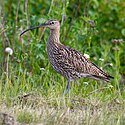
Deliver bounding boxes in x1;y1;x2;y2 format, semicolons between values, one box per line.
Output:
63;79;71;96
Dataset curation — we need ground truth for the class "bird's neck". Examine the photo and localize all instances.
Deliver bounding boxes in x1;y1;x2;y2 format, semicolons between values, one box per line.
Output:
49;28;60;43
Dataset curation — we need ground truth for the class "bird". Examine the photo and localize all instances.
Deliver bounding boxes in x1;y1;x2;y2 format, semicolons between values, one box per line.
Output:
20;20;113;95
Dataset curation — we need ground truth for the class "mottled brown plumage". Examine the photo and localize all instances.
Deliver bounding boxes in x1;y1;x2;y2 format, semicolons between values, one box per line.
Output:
20;20;113;95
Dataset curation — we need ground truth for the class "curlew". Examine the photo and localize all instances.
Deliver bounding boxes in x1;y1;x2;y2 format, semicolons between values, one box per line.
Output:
20;20;113;95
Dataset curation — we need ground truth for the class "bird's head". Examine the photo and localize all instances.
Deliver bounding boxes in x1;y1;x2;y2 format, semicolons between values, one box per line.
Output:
20;20;60;36
45;20;60;29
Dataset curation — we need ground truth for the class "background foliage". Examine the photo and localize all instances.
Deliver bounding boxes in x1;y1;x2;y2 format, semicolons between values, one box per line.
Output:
0;0;125;124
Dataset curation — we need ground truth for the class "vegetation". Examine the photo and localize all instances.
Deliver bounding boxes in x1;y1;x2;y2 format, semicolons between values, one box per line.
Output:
0;0;125;124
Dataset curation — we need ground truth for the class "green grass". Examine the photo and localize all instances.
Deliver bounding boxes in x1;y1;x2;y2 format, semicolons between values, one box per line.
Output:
0;0;125;124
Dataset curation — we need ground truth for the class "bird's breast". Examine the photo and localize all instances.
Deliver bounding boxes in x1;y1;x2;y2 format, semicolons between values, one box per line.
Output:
47;41;59;67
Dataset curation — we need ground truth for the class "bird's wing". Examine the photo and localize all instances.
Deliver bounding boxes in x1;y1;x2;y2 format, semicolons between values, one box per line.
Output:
56;43;113;81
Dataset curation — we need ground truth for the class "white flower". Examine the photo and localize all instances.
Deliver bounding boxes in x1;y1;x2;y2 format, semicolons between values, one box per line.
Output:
110;63;113;66
99;58;104;61
40;68;45;71
5;47;13;55
84;53;90;59
83;82;88;85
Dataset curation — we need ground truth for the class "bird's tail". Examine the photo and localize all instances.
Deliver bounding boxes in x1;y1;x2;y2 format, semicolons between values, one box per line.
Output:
91;75;114;82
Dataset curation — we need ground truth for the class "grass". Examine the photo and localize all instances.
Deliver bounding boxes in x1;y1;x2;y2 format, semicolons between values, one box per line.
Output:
0;0;125;124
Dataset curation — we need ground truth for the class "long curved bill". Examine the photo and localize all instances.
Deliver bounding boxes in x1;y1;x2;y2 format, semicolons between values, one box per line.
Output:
20;23;48;36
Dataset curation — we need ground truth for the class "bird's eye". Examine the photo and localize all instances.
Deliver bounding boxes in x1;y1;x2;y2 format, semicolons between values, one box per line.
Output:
51;22;54;25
